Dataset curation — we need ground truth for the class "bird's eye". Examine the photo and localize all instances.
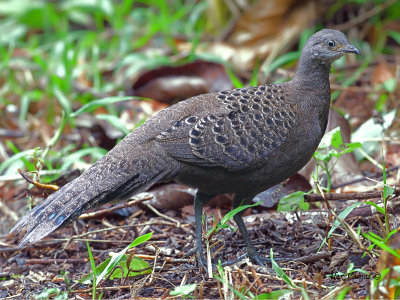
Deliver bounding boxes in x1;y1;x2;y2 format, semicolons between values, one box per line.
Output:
328;40;335;47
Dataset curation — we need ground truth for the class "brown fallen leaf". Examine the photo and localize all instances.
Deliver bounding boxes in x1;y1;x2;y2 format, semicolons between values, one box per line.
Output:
207;0;320;71
372;59;395;87
131;60;232;104
147;183;196;210
253;173;312;208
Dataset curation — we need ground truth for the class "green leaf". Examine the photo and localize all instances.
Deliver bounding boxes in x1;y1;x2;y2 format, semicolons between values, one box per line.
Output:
375;93;388;112
336;286;353;300
109;257;151;279
264;51;300;75
331;59;369;101
386;229;399;242
96;114;130;135
383;185;395;202
86;241;97;300
81;255;151;284
34;288;67;299
54;88;72;115
344;142;362;151
318;202;363;251
0;19;26;44
80;258;106;285
225;67;243;89
270;248;296;289
365;201;385;214
170;283;197;296
318;127;341;149
331;127;343;148
362;232;400;260
388;30;400;44
70;96;133;118
382;157;395;202
346;262;354;273
219;201;261;227
95;232;152;285
250;58;260;87
383;78;397;93
60;147;107;171
313;149;338;162
349;268;370;276
255;289;292;299
365;231;384;242
278;191;309;212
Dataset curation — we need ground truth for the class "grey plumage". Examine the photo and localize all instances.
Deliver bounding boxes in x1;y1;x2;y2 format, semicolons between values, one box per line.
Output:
10;29;360;268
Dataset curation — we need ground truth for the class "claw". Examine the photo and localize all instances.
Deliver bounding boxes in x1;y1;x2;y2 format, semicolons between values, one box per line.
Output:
249;252;270;266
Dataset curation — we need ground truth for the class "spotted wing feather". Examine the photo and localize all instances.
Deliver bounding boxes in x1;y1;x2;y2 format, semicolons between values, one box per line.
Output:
156;85;297;171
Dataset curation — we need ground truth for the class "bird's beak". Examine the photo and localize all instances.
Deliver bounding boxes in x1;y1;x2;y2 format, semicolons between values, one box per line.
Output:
342;43;361;55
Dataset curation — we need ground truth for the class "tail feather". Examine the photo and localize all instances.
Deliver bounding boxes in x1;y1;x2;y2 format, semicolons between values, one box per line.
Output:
10;147;174;246
10;179;92;245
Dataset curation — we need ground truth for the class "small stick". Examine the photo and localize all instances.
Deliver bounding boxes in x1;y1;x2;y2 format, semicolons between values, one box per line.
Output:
18;169;59;191
78;195;152;219
304;187;400;202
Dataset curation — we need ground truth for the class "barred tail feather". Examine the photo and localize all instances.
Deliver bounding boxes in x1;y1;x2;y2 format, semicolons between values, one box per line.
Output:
10;144;174;246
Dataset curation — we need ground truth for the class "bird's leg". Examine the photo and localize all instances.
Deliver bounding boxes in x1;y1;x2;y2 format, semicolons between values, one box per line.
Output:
231;195;270;267
194;191;214;271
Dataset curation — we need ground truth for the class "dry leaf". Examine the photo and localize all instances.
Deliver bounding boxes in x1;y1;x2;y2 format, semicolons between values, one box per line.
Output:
372;59;395;87
132;60;232;104
208;0;320;71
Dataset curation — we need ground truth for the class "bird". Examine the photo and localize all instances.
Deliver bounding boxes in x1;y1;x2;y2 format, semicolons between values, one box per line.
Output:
10;29;360;270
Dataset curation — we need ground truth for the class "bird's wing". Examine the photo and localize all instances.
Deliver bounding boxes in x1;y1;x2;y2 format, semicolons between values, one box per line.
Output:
156;85;298;171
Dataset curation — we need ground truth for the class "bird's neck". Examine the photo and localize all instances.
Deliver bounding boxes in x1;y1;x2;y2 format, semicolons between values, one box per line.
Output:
291;54;332;135
296;53;331;83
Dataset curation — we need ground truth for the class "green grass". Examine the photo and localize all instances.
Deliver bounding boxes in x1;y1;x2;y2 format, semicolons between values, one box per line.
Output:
83;232;152;299
0;0;210;181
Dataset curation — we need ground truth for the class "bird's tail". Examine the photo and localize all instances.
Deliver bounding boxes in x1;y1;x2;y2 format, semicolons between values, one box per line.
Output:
10;143;175;246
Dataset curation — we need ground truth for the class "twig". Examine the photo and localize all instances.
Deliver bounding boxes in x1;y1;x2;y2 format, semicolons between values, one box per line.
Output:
145;248;162;286
304;187;400;202
69;285;165;294
294;251;331;264
63;220;179;248
357;148;384;170
25;258;88;264
0;240;63;252
18;169;59;191
143;202;181;228
78;195;153;219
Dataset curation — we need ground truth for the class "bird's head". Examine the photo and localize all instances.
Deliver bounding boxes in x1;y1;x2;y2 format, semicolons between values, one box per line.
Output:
305;29;361;65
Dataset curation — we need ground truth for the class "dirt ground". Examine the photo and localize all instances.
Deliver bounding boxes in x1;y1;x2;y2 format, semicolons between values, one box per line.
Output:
2;184;395;299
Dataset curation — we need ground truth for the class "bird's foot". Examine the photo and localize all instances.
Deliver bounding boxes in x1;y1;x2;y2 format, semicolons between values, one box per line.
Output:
185;246;211;272
249;252;271;266
196;251;209;272
221;253;248;267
